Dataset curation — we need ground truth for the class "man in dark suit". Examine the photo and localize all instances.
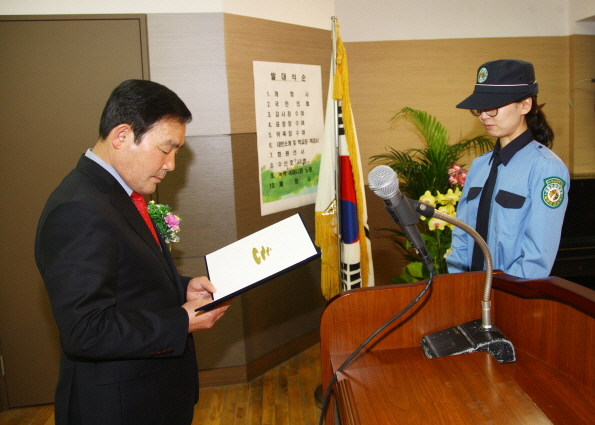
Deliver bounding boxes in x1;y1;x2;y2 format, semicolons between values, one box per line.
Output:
35;80;231;425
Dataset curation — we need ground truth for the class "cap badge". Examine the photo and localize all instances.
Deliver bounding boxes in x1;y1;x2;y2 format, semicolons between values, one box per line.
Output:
477;67;488;83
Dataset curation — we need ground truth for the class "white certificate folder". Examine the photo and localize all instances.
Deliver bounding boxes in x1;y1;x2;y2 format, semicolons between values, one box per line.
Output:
196;214;320;311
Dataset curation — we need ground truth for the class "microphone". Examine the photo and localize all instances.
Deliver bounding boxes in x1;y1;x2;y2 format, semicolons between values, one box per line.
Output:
368;165;435;274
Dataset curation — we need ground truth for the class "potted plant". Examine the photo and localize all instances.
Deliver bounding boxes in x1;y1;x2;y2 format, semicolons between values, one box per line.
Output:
370;107;493;282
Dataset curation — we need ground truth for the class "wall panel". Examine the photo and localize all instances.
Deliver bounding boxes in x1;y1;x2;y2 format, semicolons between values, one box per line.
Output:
148;13;231;136
224;13;331;135
570;34;595;176
148;14;244;373
155;134;246;371
156;135;238;264
227;131;325;365
344;36;578;284
224;14;330;365
345;36;571;179
149;12;330;382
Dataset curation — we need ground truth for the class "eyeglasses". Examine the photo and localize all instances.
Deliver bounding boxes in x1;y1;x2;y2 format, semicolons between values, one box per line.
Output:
470;108;499;117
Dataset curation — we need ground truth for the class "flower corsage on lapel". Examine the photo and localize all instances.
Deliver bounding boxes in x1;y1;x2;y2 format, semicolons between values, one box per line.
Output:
147;201;181;246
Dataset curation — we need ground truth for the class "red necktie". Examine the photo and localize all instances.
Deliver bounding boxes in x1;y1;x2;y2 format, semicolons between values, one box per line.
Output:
130;192;161;246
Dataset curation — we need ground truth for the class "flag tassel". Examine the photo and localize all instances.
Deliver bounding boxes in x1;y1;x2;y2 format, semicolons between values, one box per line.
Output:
315;206;340;300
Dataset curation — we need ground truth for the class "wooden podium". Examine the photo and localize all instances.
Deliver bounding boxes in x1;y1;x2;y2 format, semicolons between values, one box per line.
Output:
320;272;595;424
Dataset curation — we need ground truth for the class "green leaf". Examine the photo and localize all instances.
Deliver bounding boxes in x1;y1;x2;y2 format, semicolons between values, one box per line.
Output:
392;261;430;284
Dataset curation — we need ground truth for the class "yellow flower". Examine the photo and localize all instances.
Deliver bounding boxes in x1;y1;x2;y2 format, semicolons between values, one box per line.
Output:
427;217;447;231
419;190;436;207
434;191;447;205
418;190;436;221
439;188;461;205
438;204;455;217
437;206;455;230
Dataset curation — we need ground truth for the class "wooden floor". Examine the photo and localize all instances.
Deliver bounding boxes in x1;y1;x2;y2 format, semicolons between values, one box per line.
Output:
0;344;322;425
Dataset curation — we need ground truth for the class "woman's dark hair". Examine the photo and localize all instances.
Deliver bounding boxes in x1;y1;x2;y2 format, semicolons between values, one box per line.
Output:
525;96;554;149
98;79;192;144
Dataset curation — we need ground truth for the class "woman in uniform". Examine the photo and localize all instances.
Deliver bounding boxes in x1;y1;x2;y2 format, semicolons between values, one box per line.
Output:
446;59;569;278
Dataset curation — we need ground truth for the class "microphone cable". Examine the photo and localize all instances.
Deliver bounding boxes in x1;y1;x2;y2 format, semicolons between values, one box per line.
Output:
318;269;436;425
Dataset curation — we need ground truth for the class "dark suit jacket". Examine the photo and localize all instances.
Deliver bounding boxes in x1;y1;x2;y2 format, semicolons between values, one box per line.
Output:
35;155;198;425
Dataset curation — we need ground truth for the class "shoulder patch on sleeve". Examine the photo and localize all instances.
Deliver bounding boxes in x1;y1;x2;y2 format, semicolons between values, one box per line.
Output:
542;177;566;208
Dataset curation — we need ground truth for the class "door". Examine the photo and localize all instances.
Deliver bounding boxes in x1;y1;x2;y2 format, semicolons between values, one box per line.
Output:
0;15;148;408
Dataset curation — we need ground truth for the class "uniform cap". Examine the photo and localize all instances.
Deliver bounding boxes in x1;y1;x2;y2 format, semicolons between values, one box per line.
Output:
456;59;538;110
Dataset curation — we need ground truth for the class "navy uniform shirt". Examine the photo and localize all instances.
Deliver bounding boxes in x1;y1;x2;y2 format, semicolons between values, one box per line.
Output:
447;130;569;278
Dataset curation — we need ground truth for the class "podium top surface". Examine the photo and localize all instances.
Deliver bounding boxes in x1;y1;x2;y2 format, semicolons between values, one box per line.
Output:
332;347;552;424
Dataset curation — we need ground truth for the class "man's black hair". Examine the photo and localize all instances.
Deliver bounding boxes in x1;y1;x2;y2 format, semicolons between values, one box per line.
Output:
99;79;192;143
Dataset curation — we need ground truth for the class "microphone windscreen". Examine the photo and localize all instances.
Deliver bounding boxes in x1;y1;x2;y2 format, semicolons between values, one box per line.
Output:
368;165;399;199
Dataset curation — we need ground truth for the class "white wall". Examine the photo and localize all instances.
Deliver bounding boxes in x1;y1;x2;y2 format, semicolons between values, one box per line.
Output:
1;0;592;39
0;0;223;14
570;0;595;34
0;0;335;30
222;0;334;30
335;0;575;42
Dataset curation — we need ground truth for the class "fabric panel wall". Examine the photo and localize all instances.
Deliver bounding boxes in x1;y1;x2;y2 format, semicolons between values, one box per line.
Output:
147;13;231;137
154;134;246;370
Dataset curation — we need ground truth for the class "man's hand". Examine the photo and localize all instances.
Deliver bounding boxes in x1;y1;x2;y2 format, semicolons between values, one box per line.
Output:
186;276;217;302
182;276;232;333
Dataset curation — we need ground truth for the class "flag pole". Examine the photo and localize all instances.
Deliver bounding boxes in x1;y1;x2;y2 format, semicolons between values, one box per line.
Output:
331;16;342;292
314;16;342;411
